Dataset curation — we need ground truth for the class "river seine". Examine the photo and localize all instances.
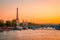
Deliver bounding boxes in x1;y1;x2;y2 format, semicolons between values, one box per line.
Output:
0;30;60;40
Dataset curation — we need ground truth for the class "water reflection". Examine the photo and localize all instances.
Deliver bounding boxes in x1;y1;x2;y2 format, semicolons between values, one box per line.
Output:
0;30;60;40
0;30;20;40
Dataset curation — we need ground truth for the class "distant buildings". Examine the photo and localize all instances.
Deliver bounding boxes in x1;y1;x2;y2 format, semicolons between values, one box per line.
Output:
22;20;28;30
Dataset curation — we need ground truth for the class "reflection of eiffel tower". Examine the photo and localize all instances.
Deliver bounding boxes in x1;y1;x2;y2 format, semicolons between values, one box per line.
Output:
16;8;19;27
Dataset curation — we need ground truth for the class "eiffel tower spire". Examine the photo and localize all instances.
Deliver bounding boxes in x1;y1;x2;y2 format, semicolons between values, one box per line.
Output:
16;8;18;20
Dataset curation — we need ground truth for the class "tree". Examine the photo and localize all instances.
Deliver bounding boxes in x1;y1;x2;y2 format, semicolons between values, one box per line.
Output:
11;19;16;27
0;20;4;27
5;20;11;27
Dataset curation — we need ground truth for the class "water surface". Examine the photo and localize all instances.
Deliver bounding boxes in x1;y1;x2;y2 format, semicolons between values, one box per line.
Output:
0;30;60;40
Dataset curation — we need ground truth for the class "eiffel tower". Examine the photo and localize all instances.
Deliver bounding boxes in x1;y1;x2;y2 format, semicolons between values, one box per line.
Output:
16;8;20;27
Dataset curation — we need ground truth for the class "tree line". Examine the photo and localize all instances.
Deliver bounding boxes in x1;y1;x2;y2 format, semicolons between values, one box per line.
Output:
0;19;37;27
0;19;16;27
0;19;60;30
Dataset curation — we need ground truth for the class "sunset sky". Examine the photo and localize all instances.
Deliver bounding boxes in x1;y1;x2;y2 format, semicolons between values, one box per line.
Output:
0;0;60;24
